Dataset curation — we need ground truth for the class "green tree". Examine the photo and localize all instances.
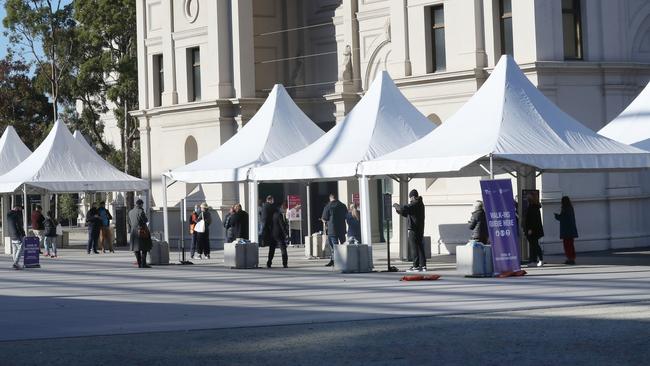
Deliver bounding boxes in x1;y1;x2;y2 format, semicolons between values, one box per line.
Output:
74;0;139;176
0;56;52;149
3;0;76;120
58;193;78;227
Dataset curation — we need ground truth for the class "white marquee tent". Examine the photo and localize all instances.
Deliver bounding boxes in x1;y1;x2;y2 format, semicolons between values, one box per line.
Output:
161;84;325;243
250;71;435;249
359;56;650;179
165;84;324;184
250;71;435;182
0;120;148;194
0;126;31;175
598;81;650;151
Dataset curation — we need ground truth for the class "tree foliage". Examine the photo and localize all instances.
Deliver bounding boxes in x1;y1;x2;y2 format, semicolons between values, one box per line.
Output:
0;56;52;149
3;0;76;119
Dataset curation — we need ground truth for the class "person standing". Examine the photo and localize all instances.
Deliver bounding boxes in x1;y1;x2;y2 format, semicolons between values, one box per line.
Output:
268;205;289;268
86;203;101;254
31;205;45;253
128;199;152;268
394;189;426;272
8;205;26;270
43;211;58;258
468;200;489;244
260;195;276;247
346;203;361;243
223;205;235;243
189;205;200;259
524;193;545;267
554;196;578;265
196;202;212;259
321;193;347;267
97;201;114;253
229;203;249;240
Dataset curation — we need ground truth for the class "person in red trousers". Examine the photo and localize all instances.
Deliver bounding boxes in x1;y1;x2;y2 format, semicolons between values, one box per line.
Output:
554;196;578;265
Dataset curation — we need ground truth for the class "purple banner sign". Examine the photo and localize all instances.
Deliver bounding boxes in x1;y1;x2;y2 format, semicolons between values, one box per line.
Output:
480;179;520;274
23;236;41;268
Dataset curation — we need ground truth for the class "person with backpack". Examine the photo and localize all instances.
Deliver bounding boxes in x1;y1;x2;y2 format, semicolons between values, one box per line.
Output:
43;211;59;258
97;201;114;253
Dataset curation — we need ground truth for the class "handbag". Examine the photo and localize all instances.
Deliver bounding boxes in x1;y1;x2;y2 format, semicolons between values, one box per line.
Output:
194;220;206;233
55;224;63;236
138;225;151;239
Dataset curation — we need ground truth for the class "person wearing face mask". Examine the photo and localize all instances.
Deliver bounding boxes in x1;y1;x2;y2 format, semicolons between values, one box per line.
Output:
394;190;426;272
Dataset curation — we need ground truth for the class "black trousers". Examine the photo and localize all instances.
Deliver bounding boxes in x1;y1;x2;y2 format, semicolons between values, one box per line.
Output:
87;229;99;253
267;241;288;267
134;250;148;267
527;236;543;262
409;230;426;268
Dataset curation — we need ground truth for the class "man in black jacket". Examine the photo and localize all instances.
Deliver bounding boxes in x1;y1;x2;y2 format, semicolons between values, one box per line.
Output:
394;189;426;272
321;193;348;267
8;206;26;270
260;196;276;247
267;205;289;268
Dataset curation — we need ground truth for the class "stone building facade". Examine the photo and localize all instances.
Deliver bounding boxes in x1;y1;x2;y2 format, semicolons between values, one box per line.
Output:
131;0;650;253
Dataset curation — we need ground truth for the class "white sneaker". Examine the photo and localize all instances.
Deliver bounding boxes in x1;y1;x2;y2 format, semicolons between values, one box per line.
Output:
406;267;419;272
419;267;427;272
537;260;544;267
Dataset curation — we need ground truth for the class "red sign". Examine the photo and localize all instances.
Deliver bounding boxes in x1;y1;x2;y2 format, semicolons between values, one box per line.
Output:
287;195;302;221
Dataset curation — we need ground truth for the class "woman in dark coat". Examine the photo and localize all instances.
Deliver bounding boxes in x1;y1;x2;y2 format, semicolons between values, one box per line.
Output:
229;204;249;240
524;193;544;267
554;196;578;265
128;199;152;268
196;202;212;259
468;201;489;244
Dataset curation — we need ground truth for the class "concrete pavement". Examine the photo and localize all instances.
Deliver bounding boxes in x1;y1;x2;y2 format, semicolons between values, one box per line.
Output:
0;245;649;364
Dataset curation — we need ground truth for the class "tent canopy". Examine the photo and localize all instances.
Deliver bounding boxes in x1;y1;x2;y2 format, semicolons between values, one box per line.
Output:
251;71;435;181
166;84;324;183
598;81;650;151
359;56;650;178
73;130;97;154
0;121;148;193
0;126;31;175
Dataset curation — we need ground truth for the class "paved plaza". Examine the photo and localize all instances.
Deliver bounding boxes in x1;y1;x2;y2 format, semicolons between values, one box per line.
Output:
1;245;649;365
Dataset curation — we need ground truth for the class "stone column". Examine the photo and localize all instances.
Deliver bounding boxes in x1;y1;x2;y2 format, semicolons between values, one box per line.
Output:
136;0;149;109
231;0;256;98
206;0;234;99
161;0;178;105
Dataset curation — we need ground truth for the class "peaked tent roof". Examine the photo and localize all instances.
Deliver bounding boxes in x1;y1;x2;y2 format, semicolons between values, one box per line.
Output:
598;81;650;151
73;130;97;154
0;121;148;193
166;84;325;183
0;126;31;175
359;55;650;178
251;71;435;181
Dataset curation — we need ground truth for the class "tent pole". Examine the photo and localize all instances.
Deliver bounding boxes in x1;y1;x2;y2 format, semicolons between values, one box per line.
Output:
359;175;373;268
22;184;28;235
248;180;259;242
489;154;494;180
162;174;170;244
306;182;311;236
